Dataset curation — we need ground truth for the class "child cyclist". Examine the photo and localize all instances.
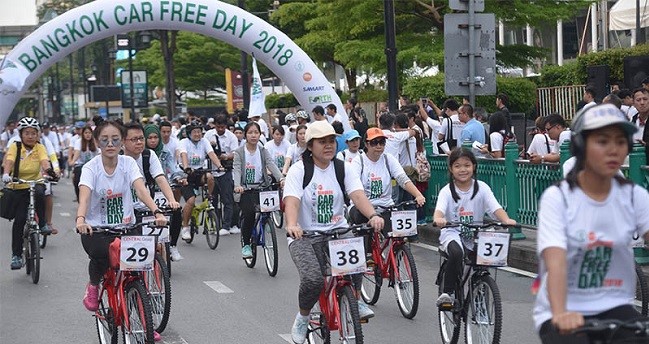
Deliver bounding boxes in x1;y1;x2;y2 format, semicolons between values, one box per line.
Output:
433;147;516;307
534;104;649;343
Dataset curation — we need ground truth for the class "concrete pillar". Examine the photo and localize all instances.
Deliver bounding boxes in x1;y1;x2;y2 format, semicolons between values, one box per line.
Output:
557;20;564;66
526;25;533;75
591;3;598;52
499;20;505;45
600;0;608;50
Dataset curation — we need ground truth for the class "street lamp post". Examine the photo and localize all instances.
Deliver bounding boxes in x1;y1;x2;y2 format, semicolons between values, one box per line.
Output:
383;0;398;112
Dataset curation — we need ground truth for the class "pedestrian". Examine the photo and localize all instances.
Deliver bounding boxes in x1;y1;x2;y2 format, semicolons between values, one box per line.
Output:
438;99;464;151
534;103;649;343
496;93;512;132
480;111;509;159
458;104;486;146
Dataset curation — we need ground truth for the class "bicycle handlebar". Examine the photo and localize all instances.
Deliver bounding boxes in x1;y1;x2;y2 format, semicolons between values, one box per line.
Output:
11;177;51;185
573;318;649;337
376;199;418;212
434;221;535;230
82;221;167;235
302;223;372;239
241;181;281;192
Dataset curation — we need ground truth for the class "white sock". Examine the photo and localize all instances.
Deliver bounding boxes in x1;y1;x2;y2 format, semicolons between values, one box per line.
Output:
296;313;309;321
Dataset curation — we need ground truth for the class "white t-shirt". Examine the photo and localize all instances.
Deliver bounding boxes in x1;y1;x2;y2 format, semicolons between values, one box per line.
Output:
425;117;441;155
622;105;638;120
382;129;410;161
488;132;505;153
163;137;183;165
0;129;18;145
242;148;264;185
533;180;649;331
558;130;571;147
331;113;344;123
73;139;99;166
283;160;363;235
527;133;557;156
286;143;306;166
79;155;143;226
180;137;213;169
350;153;405;208
336;149;362;164
205;128;239;176
256;118;269;138
435;180;503;250
69;134;80;151
131;151;165;208
264;139;291;169
45;131;61;153
439;115;465;142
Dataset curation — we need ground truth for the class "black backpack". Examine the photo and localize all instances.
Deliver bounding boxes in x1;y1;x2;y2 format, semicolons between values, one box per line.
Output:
302;158;349;206
141;149;157;197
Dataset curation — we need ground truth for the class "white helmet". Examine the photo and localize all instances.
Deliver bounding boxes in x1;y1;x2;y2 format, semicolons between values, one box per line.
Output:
17;117;40;132
296;110;309;120
285;113;297;122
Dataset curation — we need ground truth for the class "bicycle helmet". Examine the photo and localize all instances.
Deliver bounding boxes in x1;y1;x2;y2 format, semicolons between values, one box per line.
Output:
17;117;40;133
185;120;203;140
296;110;309;120
285;113;297;123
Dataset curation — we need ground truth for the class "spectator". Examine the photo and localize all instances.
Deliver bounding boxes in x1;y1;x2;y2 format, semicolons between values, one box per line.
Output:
438;99;464;150
350;106;368;149
332;121;346;154
496;93;512;131
582;87;597;110
325;104;343;123
527;116;556;164
459;104;486;145
632;88;649;145
603;93;622;109
311;105;327;122
480;111;509;159
618;89;637;120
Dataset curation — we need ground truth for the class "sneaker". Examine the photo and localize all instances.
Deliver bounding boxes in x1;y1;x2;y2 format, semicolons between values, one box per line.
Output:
40;225;52;235
83;283;99;311
290;314;309;344
241;245;253;258
154;331;162;342
219;228;230;236
181;226;191;240
10;255;22;270
357;300;375;320
169;246;183;261
417;219;427;226
436;292;455;309
229;226;241;234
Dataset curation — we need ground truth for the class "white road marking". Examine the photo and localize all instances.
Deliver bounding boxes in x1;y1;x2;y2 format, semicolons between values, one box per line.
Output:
203;280;234;293
279;334;293;343
411;242;538;279
53;202;61;207
60;212;71;217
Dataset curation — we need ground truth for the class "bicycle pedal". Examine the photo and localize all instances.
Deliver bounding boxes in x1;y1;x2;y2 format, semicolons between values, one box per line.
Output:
437;303;454;311
360;318;369;324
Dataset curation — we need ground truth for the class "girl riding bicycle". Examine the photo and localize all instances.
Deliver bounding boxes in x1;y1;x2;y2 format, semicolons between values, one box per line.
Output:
74;120;167;316
433;147;516;307
283;121;384;344
70;125;99;200
282;124;307;176
534;104;649;343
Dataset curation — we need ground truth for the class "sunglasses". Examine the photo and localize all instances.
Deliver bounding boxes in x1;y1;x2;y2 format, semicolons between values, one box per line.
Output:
544;124;558;132
97;137;121;148
367;138;386;147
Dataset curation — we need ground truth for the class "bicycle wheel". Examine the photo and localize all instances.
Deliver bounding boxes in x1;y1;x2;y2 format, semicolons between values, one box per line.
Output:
308;300;330;344
338;285;364;343
241;234;257;268
465;275;502;344
204;209;220;250
360;263;382;305
184;217;196;244
40;234;47;249
271;210;283;229
393;244;419;319
24;229;31;276
164;242;171;277
263;219;279;277
29;232;40;284
438;264;461;344
95;285;118;344
145;254;171;334
636;263;648;316
122;280;155;344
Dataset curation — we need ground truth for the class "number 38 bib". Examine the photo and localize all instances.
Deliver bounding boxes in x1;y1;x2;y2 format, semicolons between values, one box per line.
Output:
328;237;366;276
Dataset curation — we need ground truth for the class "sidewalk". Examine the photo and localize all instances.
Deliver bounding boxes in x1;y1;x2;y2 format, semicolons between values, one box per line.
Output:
417;223;541;274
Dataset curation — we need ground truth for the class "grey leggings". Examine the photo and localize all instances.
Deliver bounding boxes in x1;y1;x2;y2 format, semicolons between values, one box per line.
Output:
289;237;362;311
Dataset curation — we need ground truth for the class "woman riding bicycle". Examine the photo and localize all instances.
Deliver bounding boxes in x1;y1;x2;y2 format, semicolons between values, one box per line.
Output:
283;121;384;344
282;124;307;175
74;120;167;317
233;121;284;259
2;117;57;270
534;104;649;343
433;147;516;307
70;125;99;200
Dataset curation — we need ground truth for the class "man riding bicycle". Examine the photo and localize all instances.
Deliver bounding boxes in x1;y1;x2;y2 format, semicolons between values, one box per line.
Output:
179;120;223;240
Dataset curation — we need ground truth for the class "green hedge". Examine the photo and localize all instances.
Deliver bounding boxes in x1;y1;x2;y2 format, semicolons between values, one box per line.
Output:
538;44;649;87
401;74;537;115
265;93;299;109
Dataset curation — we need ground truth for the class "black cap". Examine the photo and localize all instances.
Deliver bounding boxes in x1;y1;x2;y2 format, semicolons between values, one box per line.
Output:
42;122;50;128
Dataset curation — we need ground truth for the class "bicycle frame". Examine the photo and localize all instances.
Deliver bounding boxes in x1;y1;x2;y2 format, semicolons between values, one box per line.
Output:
440;254;491;316
191;186;214;227
99;269;142;329
250;211;269;247
318;274;356;333
369;232;407;283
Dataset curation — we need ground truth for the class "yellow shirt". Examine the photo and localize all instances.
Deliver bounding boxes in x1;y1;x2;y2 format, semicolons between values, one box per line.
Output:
5;142;49;190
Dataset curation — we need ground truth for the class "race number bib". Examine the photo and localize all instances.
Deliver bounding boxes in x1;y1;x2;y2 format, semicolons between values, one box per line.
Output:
142;215;171;243
153;192;168;209
328;237;366;276
476;231;511;267
390;210;417;237
120;236;155;271
259;190;280;212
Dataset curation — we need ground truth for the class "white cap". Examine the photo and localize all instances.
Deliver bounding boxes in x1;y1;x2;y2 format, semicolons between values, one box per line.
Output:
305;121;336;142
572;103;637;136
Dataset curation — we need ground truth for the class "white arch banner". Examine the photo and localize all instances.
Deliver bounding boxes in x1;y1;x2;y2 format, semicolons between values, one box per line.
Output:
0;0;348;129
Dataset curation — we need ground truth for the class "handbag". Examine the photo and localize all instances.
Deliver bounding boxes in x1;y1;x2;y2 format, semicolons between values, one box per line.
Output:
0;142;22;220
436;117;457;153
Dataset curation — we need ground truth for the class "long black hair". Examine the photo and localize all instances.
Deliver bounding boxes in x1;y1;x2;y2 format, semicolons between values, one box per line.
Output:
448;147;480;202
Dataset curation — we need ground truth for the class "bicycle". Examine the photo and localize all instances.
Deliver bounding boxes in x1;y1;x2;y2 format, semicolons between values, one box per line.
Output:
136;207;175;334
90;222;160;344
435;221;529;344
238;182;280;277
11;177;51;284
304;224;371;344
360;200;420;319
573;318;649;344
271;187;283;229
182;168;220;250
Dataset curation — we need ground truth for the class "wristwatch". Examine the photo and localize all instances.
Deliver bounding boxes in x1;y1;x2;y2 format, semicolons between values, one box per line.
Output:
541;155;545;163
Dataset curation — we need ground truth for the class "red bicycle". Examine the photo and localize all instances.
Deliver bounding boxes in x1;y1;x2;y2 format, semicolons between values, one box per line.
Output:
91;222;159;344
360;200;420;319
304;224;370;344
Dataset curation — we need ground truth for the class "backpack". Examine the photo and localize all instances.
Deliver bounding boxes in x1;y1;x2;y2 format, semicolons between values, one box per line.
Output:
302;157;349;206
141;149;156;197
415;151;431;182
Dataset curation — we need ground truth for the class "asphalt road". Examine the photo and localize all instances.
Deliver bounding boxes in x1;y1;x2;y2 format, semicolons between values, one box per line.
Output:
0;179;540;344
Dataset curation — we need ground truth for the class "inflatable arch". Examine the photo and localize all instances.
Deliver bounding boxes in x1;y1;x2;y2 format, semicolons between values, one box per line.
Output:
0;0;349;129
